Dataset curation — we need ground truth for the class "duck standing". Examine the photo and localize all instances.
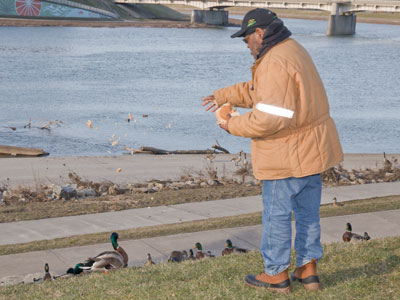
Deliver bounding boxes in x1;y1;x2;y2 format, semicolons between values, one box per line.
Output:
33;263;52;282
144;253;155;266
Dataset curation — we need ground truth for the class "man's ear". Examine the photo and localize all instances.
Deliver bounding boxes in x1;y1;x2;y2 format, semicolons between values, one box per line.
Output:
255;27;265;39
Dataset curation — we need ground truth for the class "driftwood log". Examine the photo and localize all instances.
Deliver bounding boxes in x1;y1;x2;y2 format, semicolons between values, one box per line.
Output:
0;145;49;157
138;147;217;155
212;144;230;154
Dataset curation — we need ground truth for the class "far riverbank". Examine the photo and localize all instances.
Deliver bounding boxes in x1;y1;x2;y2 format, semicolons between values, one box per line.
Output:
1;8;399;27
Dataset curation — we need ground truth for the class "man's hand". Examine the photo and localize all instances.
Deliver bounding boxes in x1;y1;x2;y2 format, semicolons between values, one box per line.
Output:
219;114;231;133
202;95;219;112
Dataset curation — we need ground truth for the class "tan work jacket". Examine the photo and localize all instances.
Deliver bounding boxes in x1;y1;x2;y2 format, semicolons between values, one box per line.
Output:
214;38;343;180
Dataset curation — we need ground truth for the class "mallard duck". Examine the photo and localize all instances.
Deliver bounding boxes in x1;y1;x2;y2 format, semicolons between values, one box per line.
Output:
54;263;84;279
168;250;186;262
332;197;344;207
343;223;371;242
207;251;215;258
187;249;196;260
43;263;52;281
222;239;248;256
80;232;128;272
144;253;155;266
110;232;128;267
33;263;52;282
80;251;124;272
194;243;215;259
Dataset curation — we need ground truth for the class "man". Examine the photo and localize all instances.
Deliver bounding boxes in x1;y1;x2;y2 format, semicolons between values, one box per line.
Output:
202;8;343;294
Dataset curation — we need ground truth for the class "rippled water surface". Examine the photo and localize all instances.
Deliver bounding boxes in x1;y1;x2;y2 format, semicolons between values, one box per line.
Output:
0;19;399;156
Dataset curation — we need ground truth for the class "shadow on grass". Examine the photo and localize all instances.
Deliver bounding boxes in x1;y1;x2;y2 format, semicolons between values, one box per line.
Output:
321;254;400;288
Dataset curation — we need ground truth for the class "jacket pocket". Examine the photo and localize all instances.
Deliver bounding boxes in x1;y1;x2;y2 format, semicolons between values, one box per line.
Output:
252;140;291;173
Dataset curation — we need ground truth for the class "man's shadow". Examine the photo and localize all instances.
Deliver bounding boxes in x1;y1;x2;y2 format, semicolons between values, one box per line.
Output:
319;254;400;288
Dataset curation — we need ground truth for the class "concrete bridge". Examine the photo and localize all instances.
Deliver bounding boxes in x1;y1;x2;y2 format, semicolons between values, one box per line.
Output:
115;0;400;35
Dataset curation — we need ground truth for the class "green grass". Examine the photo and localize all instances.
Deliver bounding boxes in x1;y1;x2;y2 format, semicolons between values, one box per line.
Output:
0;237;399;299
1;195;399;256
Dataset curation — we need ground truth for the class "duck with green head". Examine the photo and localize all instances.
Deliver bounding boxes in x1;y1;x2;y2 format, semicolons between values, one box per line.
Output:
80;232;128;272
194;242;204;259
222;239;248;256
54;263;84;279
343;223;371;242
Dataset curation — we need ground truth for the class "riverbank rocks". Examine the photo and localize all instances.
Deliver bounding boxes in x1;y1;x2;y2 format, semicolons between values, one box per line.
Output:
76;188;97;198
1;157;399;205
53;184;78;200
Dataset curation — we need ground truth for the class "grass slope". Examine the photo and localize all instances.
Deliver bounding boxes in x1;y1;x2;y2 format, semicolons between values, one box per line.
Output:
0;237;399;299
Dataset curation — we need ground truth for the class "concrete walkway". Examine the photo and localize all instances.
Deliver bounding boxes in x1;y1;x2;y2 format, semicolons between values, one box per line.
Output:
1;209;400;286
1;182;400;246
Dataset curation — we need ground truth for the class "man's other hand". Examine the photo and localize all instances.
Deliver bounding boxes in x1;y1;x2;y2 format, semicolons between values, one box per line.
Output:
202;95;219;112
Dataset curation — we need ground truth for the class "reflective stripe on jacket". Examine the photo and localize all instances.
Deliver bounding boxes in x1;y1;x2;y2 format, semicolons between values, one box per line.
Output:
213;38;343;180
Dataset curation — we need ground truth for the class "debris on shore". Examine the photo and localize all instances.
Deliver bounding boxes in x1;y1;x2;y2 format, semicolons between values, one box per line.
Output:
0;155;399;206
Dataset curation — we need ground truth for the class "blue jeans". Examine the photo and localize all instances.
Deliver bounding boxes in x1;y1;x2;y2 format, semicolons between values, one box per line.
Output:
261;174;323;276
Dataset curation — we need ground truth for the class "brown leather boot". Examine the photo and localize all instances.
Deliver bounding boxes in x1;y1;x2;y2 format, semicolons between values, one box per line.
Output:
245;269;291;294
291;259;320;291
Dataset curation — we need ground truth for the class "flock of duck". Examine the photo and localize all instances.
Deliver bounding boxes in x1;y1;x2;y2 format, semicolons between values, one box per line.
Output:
34;233;248;282
34;222;370;283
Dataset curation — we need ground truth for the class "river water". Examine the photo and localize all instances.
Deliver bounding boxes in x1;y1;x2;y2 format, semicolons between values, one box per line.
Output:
0;18;399;156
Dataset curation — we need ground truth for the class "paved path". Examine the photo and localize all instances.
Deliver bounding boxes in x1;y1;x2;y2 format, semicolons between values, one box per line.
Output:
1;182;400;246
1;209;399;286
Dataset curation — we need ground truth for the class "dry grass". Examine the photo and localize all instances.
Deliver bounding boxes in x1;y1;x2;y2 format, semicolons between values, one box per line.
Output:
0;236;399;300
0;184;261;223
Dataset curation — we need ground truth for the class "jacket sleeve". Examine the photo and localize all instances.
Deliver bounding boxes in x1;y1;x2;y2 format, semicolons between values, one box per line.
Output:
228;61;296;138
213;81;254;108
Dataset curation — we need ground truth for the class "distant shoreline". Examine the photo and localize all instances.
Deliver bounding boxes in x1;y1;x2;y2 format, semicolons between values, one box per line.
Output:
1;12;399;28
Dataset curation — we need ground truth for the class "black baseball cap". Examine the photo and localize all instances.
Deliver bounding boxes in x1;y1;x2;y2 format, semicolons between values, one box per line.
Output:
231;8;277;38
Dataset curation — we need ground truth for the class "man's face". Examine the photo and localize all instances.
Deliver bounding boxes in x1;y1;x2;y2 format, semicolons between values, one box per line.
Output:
243;28;264;60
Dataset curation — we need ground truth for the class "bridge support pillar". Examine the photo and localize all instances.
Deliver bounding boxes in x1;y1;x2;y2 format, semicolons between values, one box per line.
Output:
327;2;356;36
191;9;228;26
